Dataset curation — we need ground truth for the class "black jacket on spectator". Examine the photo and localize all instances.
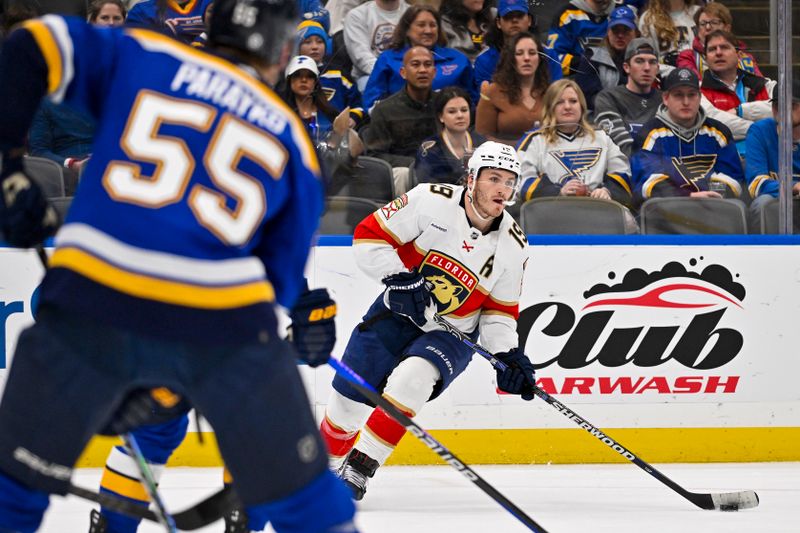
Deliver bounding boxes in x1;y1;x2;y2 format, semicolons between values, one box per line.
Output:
363;88;438;168
414;130;486;184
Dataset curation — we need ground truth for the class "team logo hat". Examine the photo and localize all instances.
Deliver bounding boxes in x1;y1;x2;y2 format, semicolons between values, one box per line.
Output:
498;0;528;17
285;55;320;77
609;6;637;30
662;68;700;92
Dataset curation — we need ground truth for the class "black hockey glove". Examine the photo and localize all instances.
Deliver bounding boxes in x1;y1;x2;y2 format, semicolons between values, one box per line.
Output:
495;348;536;401
0;153;59;247
99;388;189;436
289;286;337;367
382;271;432;327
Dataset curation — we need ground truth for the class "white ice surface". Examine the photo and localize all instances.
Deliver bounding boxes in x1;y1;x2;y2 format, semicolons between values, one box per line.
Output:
41;463;798;532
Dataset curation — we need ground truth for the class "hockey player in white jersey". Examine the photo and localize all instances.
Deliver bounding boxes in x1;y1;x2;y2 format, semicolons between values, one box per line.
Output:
319;141;536;500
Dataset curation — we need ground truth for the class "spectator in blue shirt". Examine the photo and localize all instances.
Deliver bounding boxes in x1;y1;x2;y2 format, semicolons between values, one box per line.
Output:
745;80;800;225
362;4;474;113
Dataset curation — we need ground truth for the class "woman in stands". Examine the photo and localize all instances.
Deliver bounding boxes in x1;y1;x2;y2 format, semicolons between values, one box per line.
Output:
516;79;633;209
475;31;548;146
676;2;762;77
638;0;701;66
473;0;537;92
87;0;127;27
280;56;362;158
361;5;474;112
414;86;486;184
439;0;494;61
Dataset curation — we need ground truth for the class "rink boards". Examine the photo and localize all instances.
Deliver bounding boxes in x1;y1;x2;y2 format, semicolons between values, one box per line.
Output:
1;236;799;465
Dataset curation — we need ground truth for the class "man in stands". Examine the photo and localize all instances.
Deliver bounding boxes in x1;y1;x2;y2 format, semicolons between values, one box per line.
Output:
593;38;661;158
363;46;438;194
745;79;800;227
631;67;745;205
700;29;774;155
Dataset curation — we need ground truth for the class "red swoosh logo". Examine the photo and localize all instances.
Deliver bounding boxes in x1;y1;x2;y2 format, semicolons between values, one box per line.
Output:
582;283;743;310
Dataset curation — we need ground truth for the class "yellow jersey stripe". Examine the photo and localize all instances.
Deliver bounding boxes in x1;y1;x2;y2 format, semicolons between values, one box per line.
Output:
100;469;150;502
22;20;63;94
644;174;670;198
50;248;275;309
608;173;632;196
524;177;541;201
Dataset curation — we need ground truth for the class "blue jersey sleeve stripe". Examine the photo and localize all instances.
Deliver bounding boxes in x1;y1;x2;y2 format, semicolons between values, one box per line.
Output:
21;18;74;101
50;247;276;308
128;28;321;177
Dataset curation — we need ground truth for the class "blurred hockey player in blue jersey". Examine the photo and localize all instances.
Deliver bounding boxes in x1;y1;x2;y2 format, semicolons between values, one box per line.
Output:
0;0;358;531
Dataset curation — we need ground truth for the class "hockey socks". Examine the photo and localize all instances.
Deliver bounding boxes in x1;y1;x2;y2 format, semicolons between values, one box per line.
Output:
320;417;359;471
98;447;166;533
0;471;49;533
355;405;412;465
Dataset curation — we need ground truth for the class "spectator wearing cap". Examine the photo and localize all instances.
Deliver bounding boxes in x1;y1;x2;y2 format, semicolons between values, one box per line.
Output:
573;5;638;111
545;0;616;80
344;0;411;92
440;0;494;61
631;67;745;205
593;38;661;157
281;56;337;143
677;2;762;78
363;46;439;193
700;29;774;156
744;79;800;223
362;5;474;113
473;0;537;94
295;21;366;129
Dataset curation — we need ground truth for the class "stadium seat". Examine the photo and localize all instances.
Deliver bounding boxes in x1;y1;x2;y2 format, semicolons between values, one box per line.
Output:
50;196;73;224
319;196;382;235
519;197;631;234
328;156;396;203
23;156;66;198
639;197;748;234
750;196;800;234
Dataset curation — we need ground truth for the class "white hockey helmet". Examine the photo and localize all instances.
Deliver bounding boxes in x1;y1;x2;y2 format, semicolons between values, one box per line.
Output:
467;141;522;205
467;141;521;179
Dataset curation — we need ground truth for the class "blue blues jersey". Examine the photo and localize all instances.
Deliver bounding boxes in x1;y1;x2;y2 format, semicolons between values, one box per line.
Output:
744;118;800;198
320;69;364;126
126;0;213;44
16;16;324;342
631;115;745;204
545;1;609;78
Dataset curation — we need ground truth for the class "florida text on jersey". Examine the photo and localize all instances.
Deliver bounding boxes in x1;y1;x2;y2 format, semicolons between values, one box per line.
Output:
353;183;528;354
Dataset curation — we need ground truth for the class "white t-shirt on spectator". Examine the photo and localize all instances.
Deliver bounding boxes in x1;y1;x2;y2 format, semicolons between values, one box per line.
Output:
344;0;410;86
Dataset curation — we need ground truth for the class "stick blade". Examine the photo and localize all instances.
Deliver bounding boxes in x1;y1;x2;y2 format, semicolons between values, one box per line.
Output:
709;490;760;511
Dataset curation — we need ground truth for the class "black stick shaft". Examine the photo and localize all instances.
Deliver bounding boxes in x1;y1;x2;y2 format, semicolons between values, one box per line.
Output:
328;358;549;533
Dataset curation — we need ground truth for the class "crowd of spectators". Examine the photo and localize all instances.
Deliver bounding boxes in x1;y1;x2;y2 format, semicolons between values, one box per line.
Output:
2;0;798;234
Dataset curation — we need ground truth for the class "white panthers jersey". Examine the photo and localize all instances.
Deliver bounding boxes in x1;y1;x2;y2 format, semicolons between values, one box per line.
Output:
353;183;528;354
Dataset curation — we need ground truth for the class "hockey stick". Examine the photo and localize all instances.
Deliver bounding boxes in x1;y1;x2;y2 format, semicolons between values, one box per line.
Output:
429;314;760;512
68;483;237;530
327;357;550;533
122;433;177;532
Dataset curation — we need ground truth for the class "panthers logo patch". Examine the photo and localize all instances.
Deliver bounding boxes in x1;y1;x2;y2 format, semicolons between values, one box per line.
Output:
420;251;478;315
